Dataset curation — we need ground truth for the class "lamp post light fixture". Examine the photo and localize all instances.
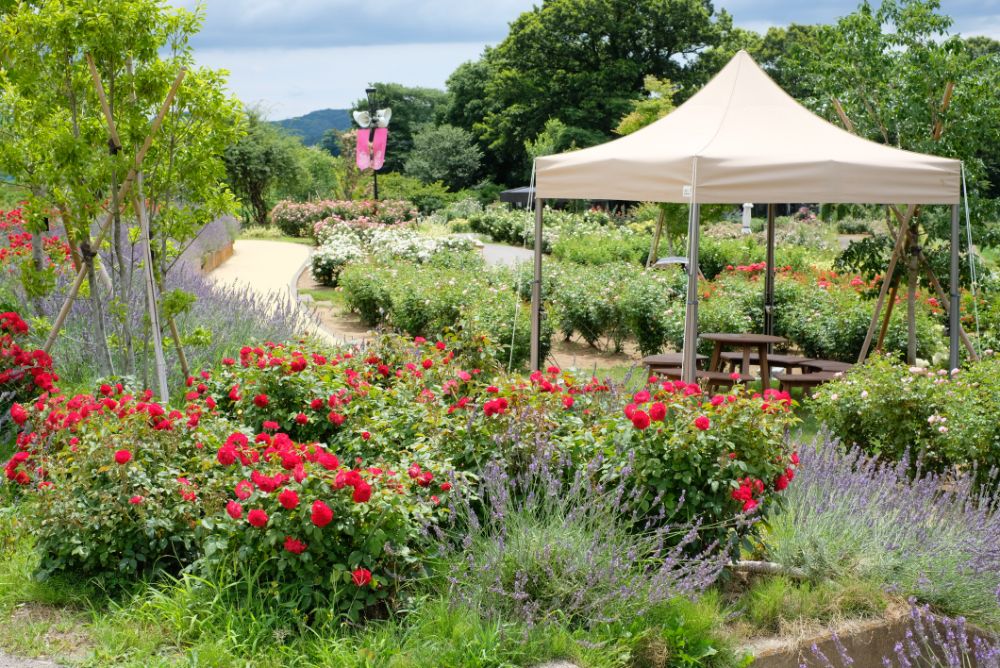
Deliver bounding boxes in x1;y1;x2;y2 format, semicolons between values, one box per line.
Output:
352;87;391;201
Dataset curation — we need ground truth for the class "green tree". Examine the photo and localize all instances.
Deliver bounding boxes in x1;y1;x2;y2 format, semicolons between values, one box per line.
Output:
404;124;482;190
350;83;449;173
470;0;730;183
223;110;300;226
0;0;241;385
614;76;678;135
524;118;607;164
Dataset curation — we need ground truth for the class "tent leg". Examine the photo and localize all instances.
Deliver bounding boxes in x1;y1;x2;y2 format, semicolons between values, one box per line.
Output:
682;204;701;384
764;203;776;340
530;198;543;372
949;203;960;372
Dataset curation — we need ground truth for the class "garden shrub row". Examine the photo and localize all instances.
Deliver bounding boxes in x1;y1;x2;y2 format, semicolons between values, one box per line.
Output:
269;199;417;238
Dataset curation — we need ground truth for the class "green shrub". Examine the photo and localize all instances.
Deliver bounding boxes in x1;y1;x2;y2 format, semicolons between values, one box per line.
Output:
552;232;649;265
812;354;1000;478
22;399;227;590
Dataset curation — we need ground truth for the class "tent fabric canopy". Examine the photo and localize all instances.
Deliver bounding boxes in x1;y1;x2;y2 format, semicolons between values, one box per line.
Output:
535;50;960;205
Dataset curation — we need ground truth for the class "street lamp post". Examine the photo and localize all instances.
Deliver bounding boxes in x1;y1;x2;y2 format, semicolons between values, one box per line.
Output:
353;87;391;203
365;87;379;201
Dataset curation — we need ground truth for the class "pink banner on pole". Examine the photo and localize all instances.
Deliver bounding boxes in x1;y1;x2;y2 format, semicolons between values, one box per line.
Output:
356;129;371;171
372;128;388;171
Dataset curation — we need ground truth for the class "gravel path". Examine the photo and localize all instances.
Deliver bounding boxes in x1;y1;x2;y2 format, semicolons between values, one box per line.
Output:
208;239;336;344
482;242;534;267
0;653;58;668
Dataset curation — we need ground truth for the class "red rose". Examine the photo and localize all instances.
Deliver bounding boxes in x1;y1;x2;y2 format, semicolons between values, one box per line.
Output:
284;536;307;554
435;341;446;350
129;495;144;505
294;413;308;425
114;449;132;465
310;398;324;410
631;410;651;430
422;359;433;369
278;488;299;510
361;431;371;441
318;452;340;471
352;568;372;586
694;415;711;431
328;412;345;426
11;403;29;425
217;447;236;466
790;452;800;466
649;402;666;422
774;474;789;491
247;509;268;528
742;499;759;513
235;480;253;500
311;500;333;527
352;480;372;503
440;482;452;492
562;395;574;409
253;394;269;408
226;500;243;519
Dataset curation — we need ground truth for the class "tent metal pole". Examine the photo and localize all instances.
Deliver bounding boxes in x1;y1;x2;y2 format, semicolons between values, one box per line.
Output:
682;203;701;384
949;202;960;372
530;198;543;372
764;203;776;340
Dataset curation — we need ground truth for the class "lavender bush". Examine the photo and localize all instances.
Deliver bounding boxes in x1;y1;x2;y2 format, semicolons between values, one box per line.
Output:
441;449;732;629
765;437;1000;628
805;604;999;667
1;218;316;390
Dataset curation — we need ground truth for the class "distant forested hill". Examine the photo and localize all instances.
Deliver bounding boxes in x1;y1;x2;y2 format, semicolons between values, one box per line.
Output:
272;108;352;145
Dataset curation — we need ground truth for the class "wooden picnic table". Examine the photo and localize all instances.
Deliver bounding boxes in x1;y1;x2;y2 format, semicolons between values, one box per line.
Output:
702;333;787;386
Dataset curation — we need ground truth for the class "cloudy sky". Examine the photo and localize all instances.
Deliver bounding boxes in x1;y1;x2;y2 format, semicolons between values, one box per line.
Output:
174;0;1000;119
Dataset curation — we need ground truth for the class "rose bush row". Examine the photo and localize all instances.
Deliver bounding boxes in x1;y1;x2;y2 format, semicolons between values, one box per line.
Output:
269;198;416;238
4;317;800;617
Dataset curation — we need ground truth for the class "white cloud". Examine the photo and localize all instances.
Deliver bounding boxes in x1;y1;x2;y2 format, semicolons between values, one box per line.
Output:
194;42;488;118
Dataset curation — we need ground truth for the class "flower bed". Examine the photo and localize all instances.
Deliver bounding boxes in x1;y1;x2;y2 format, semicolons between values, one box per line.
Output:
269;199;417;238
3;310;799;619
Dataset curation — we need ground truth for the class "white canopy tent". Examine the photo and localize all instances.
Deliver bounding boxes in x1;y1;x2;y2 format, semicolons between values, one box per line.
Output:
530;50;964;381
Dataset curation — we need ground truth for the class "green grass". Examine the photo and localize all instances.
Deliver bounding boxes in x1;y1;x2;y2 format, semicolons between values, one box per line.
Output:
0;500;742;667
299;287;346;308
734;576;888;637
239;225;315;245
0;182;27;210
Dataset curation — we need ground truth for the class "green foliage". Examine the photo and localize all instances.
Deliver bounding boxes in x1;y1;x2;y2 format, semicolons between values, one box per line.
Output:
524;118;608;164
0;0;241;256
740;577;887;635
338;259;550;369
376;172;455;214
223;110;302;227
404;124;482;191
812;354;1000;479
452;0;731;182
615;76;678;136
29;407;217;590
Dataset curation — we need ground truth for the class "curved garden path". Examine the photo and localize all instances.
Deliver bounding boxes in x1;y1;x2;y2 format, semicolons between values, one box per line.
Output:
208;239;340;345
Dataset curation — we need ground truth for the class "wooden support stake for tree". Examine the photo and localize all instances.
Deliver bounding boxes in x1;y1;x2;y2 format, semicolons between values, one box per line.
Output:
647;208;664;268
42;63;186;355
857;205;915;363
168;316;190;380
875;281;900;353
133;180;169;402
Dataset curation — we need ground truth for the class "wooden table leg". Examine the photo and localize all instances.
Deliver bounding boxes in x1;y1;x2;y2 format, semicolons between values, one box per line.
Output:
759;343;770;389
709;342;722;373
741;347;751;376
